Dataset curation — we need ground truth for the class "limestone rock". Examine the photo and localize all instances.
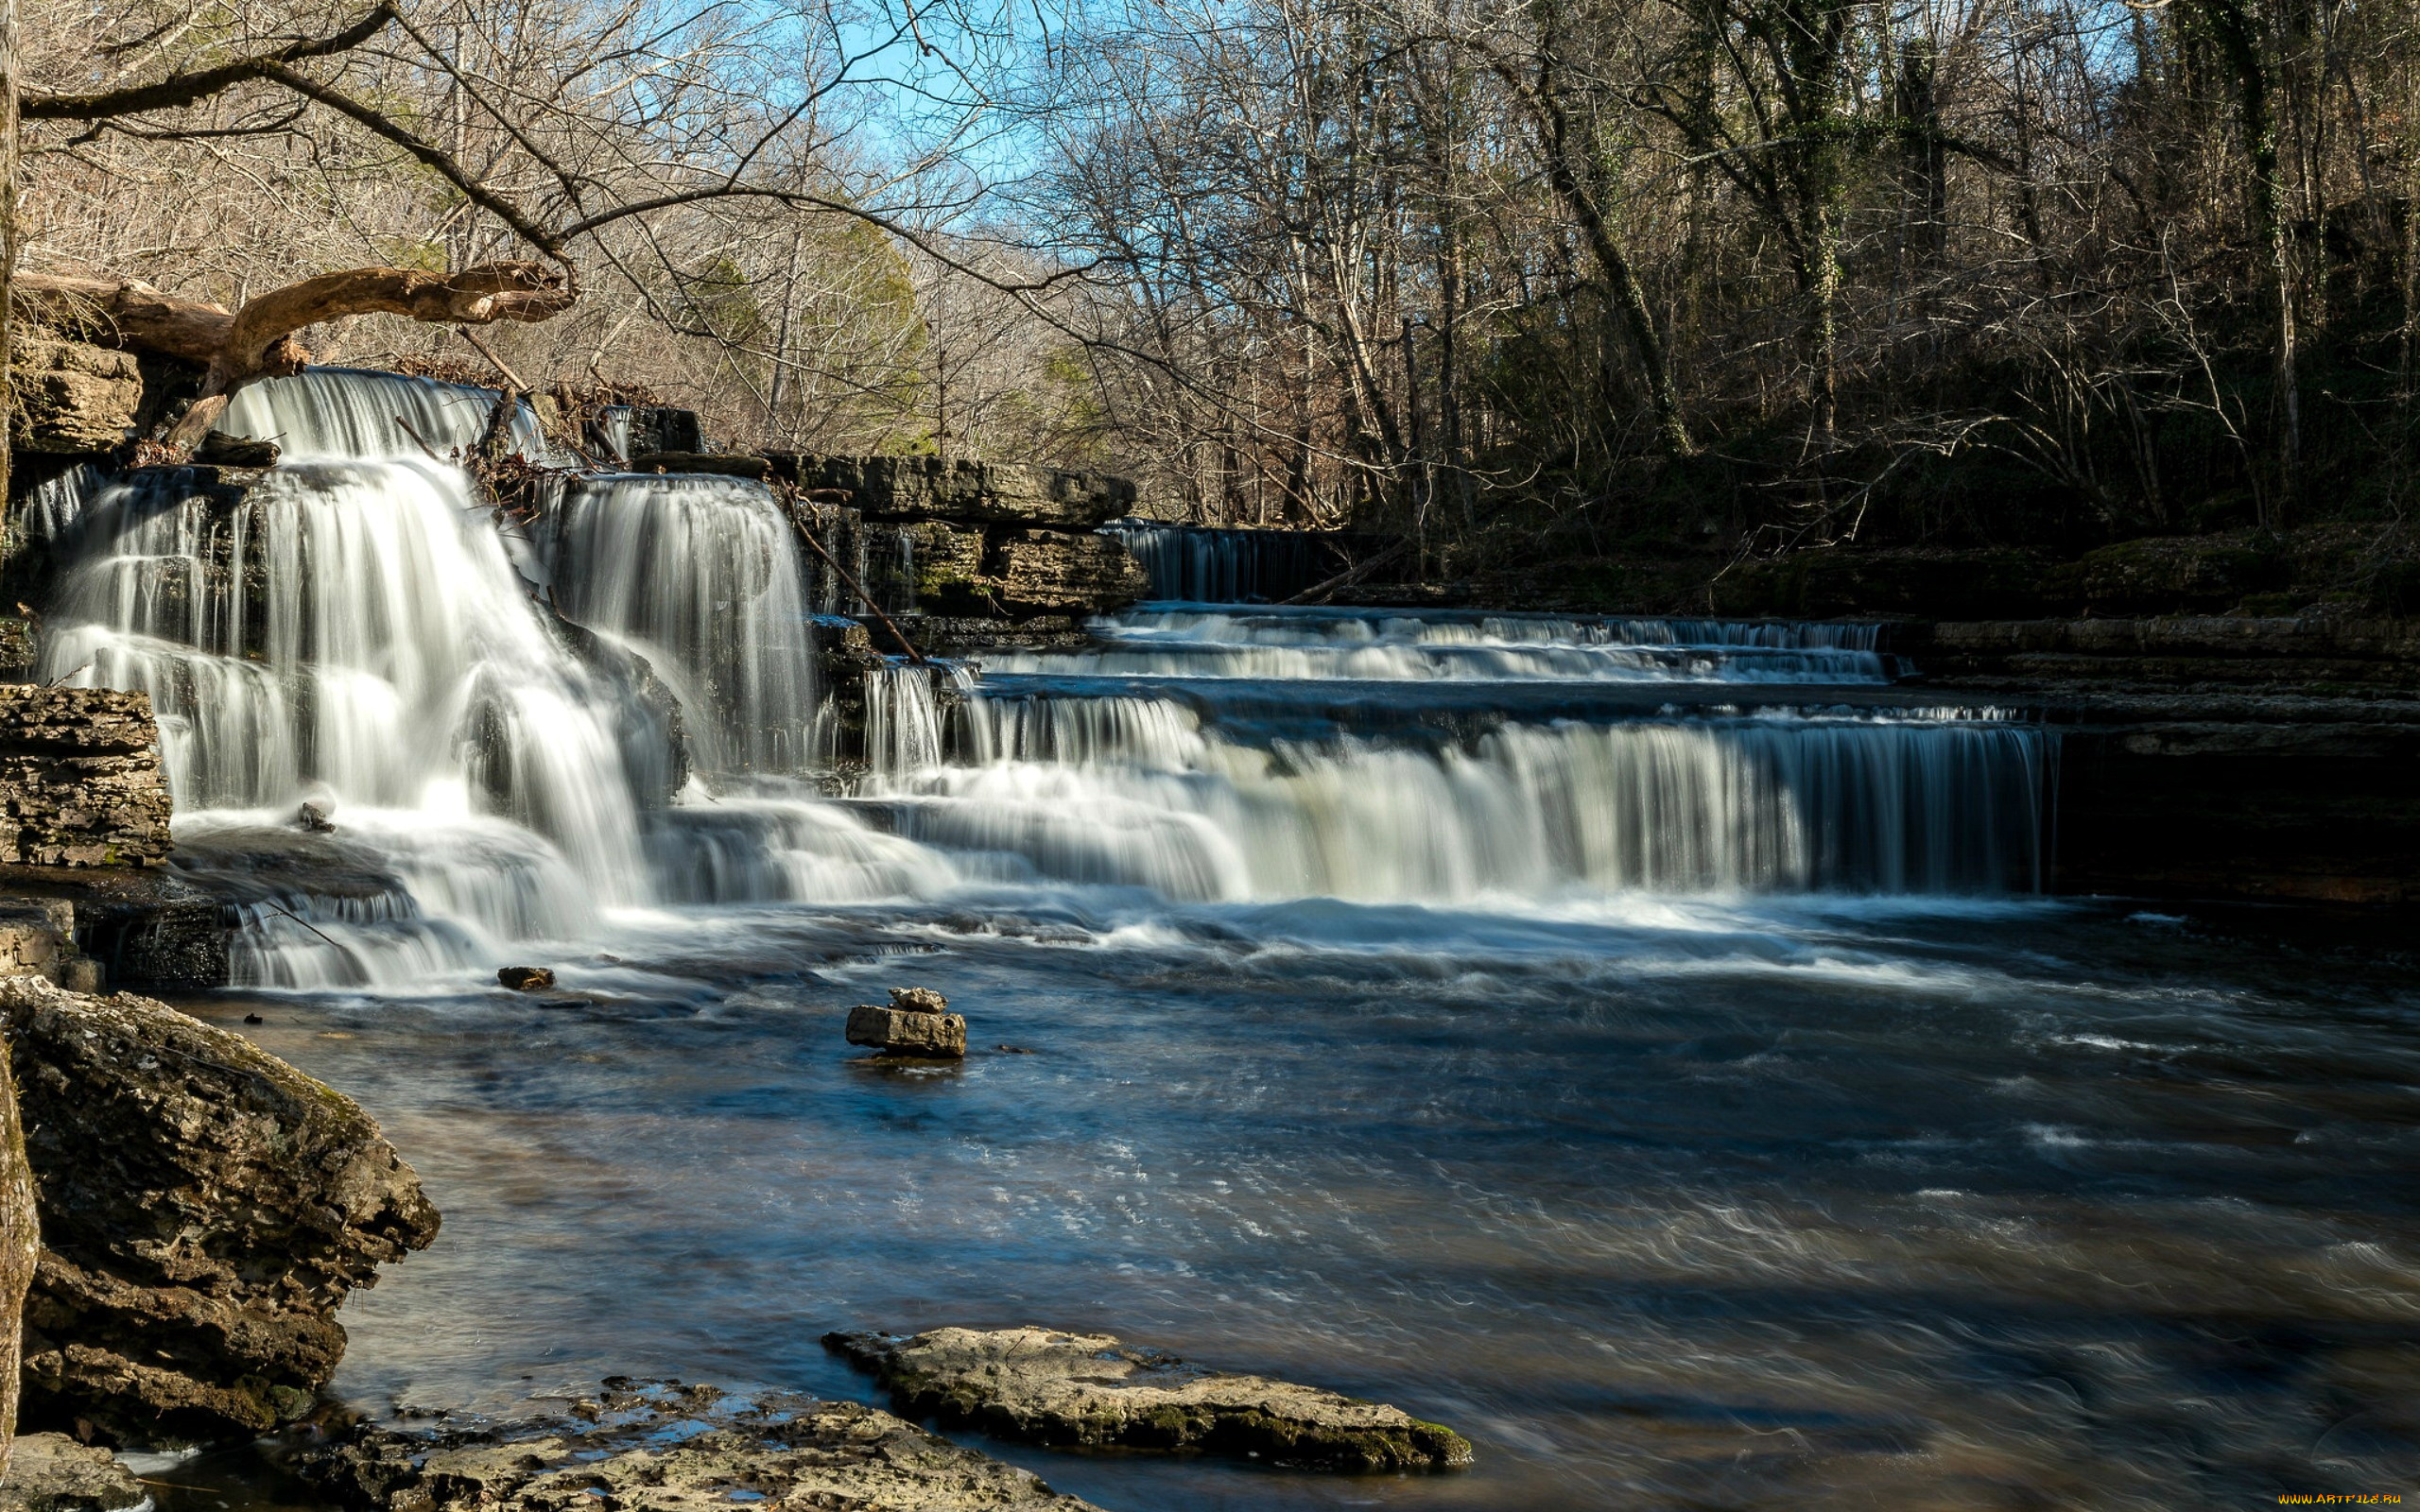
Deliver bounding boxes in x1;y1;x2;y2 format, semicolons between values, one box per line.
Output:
624;452;769;480
0;1435;146;1512
889;986;948;1015
1;976;440;1441
988;531;1151;616
497;966;555;991
824;1325;1475;1471
297;1379;1102;1512
0;687;174;868
11;340;146;455
845;999;966;1058
907;521;991;613
779;455;1136;529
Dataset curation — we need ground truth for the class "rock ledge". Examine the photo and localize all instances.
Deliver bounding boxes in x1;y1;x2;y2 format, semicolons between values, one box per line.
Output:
299;1379;1102;1512
824;1326;1474;1471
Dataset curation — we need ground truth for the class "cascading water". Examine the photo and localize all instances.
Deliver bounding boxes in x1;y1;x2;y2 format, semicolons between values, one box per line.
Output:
222;367;555;459
32;366;2051;994
1101;519;1340;602
535;472;819;774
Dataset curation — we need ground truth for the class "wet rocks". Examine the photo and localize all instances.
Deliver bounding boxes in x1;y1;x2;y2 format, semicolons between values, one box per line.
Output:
497;966;555;991
846;987;966;1058
298;800;337;833
298;1378;1102;1512
0;1435;147;1512
1;976;440;1441
0;687;175;868
824;1326;1476;1471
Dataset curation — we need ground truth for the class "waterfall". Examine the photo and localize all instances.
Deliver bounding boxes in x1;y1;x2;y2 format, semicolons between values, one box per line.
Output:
1101;521;1338;602
26;367;2061;993
222;368;554;460
872;701;2045;900
538;472;819;775
41;457;657;902
988;609;1893;684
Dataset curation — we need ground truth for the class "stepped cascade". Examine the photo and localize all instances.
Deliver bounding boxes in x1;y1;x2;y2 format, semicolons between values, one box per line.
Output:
30;369;2050;987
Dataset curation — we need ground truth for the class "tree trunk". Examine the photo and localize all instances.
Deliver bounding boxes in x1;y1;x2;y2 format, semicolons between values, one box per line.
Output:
0;1045;38;1482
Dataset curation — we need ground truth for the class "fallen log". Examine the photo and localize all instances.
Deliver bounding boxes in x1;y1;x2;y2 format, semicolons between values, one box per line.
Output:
13;262;574;449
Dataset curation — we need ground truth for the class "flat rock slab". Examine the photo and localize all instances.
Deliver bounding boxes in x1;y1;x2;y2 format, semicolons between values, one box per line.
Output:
0;1434;147;1512
824;1326;1474;1471
300;1379;1101;1512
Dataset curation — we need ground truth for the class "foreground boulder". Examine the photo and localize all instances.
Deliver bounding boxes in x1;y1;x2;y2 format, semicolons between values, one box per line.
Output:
300;1378;1101;1512
846;987;967;1058
0;1435;146;1512
825;1326;1474;1471
1;977;440;1441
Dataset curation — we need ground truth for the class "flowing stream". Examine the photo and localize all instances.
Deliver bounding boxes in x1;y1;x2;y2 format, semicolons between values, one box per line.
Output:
32;369;2420;1509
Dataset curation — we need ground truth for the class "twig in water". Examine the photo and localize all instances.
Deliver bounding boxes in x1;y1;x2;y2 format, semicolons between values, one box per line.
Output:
779;495;928;664
263;897;349;955
392;417;448;464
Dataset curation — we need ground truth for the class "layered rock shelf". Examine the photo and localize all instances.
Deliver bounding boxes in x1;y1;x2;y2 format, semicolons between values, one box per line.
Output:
301;1379;1103;1512
827;1326;1476;1471
0;688;174;869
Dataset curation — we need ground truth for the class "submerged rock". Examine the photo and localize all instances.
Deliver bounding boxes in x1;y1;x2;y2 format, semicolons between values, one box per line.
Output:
845;987;965;1058
824;1326;1476;1471
1;976;440;1442
0;1434;147;1512
497;966;556;992
298;1378;1102;1512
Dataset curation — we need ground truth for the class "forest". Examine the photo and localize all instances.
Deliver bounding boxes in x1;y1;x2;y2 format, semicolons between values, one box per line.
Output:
10;0;2420;599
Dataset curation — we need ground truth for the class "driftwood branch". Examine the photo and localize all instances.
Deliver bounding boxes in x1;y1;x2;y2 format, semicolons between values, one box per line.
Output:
16;262;575;448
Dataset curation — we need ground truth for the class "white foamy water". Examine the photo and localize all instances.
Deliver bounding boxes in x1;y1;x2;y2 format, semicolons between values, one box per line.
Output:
34;367;2048;990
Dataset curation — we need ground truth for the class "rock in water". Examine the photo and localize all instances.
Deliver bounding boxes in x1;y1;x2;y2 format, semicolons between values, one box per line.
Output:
0;977;440;1441
823;1326;1475;1470
497;966;555;991
0;1434;147;1512
844;988;966;1058
297;799;337;833
299;1379;1102;1512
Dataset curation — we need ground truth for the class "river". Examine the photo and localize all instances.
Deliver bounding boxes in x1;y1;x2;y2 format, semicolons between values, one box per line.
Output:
34;370;2420;1509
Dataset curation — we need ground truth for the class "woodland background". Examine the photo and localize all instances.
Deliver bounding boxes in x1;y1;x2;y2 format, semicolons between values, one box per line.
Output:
14;0;2420;592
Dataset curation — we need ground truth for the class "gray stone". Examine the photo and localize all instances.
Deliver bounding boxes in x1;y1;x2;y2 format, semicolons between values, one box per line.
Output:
825;1325;1476;1471
890;986;949;1015
11;340;146;455
0;687;174;868
0;1434;146;1512
845;1003;966;1058
298;1379;1102;1512
1;976;440;1441
782;455;1136;529
624;452;768;480
988;530;1151;616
